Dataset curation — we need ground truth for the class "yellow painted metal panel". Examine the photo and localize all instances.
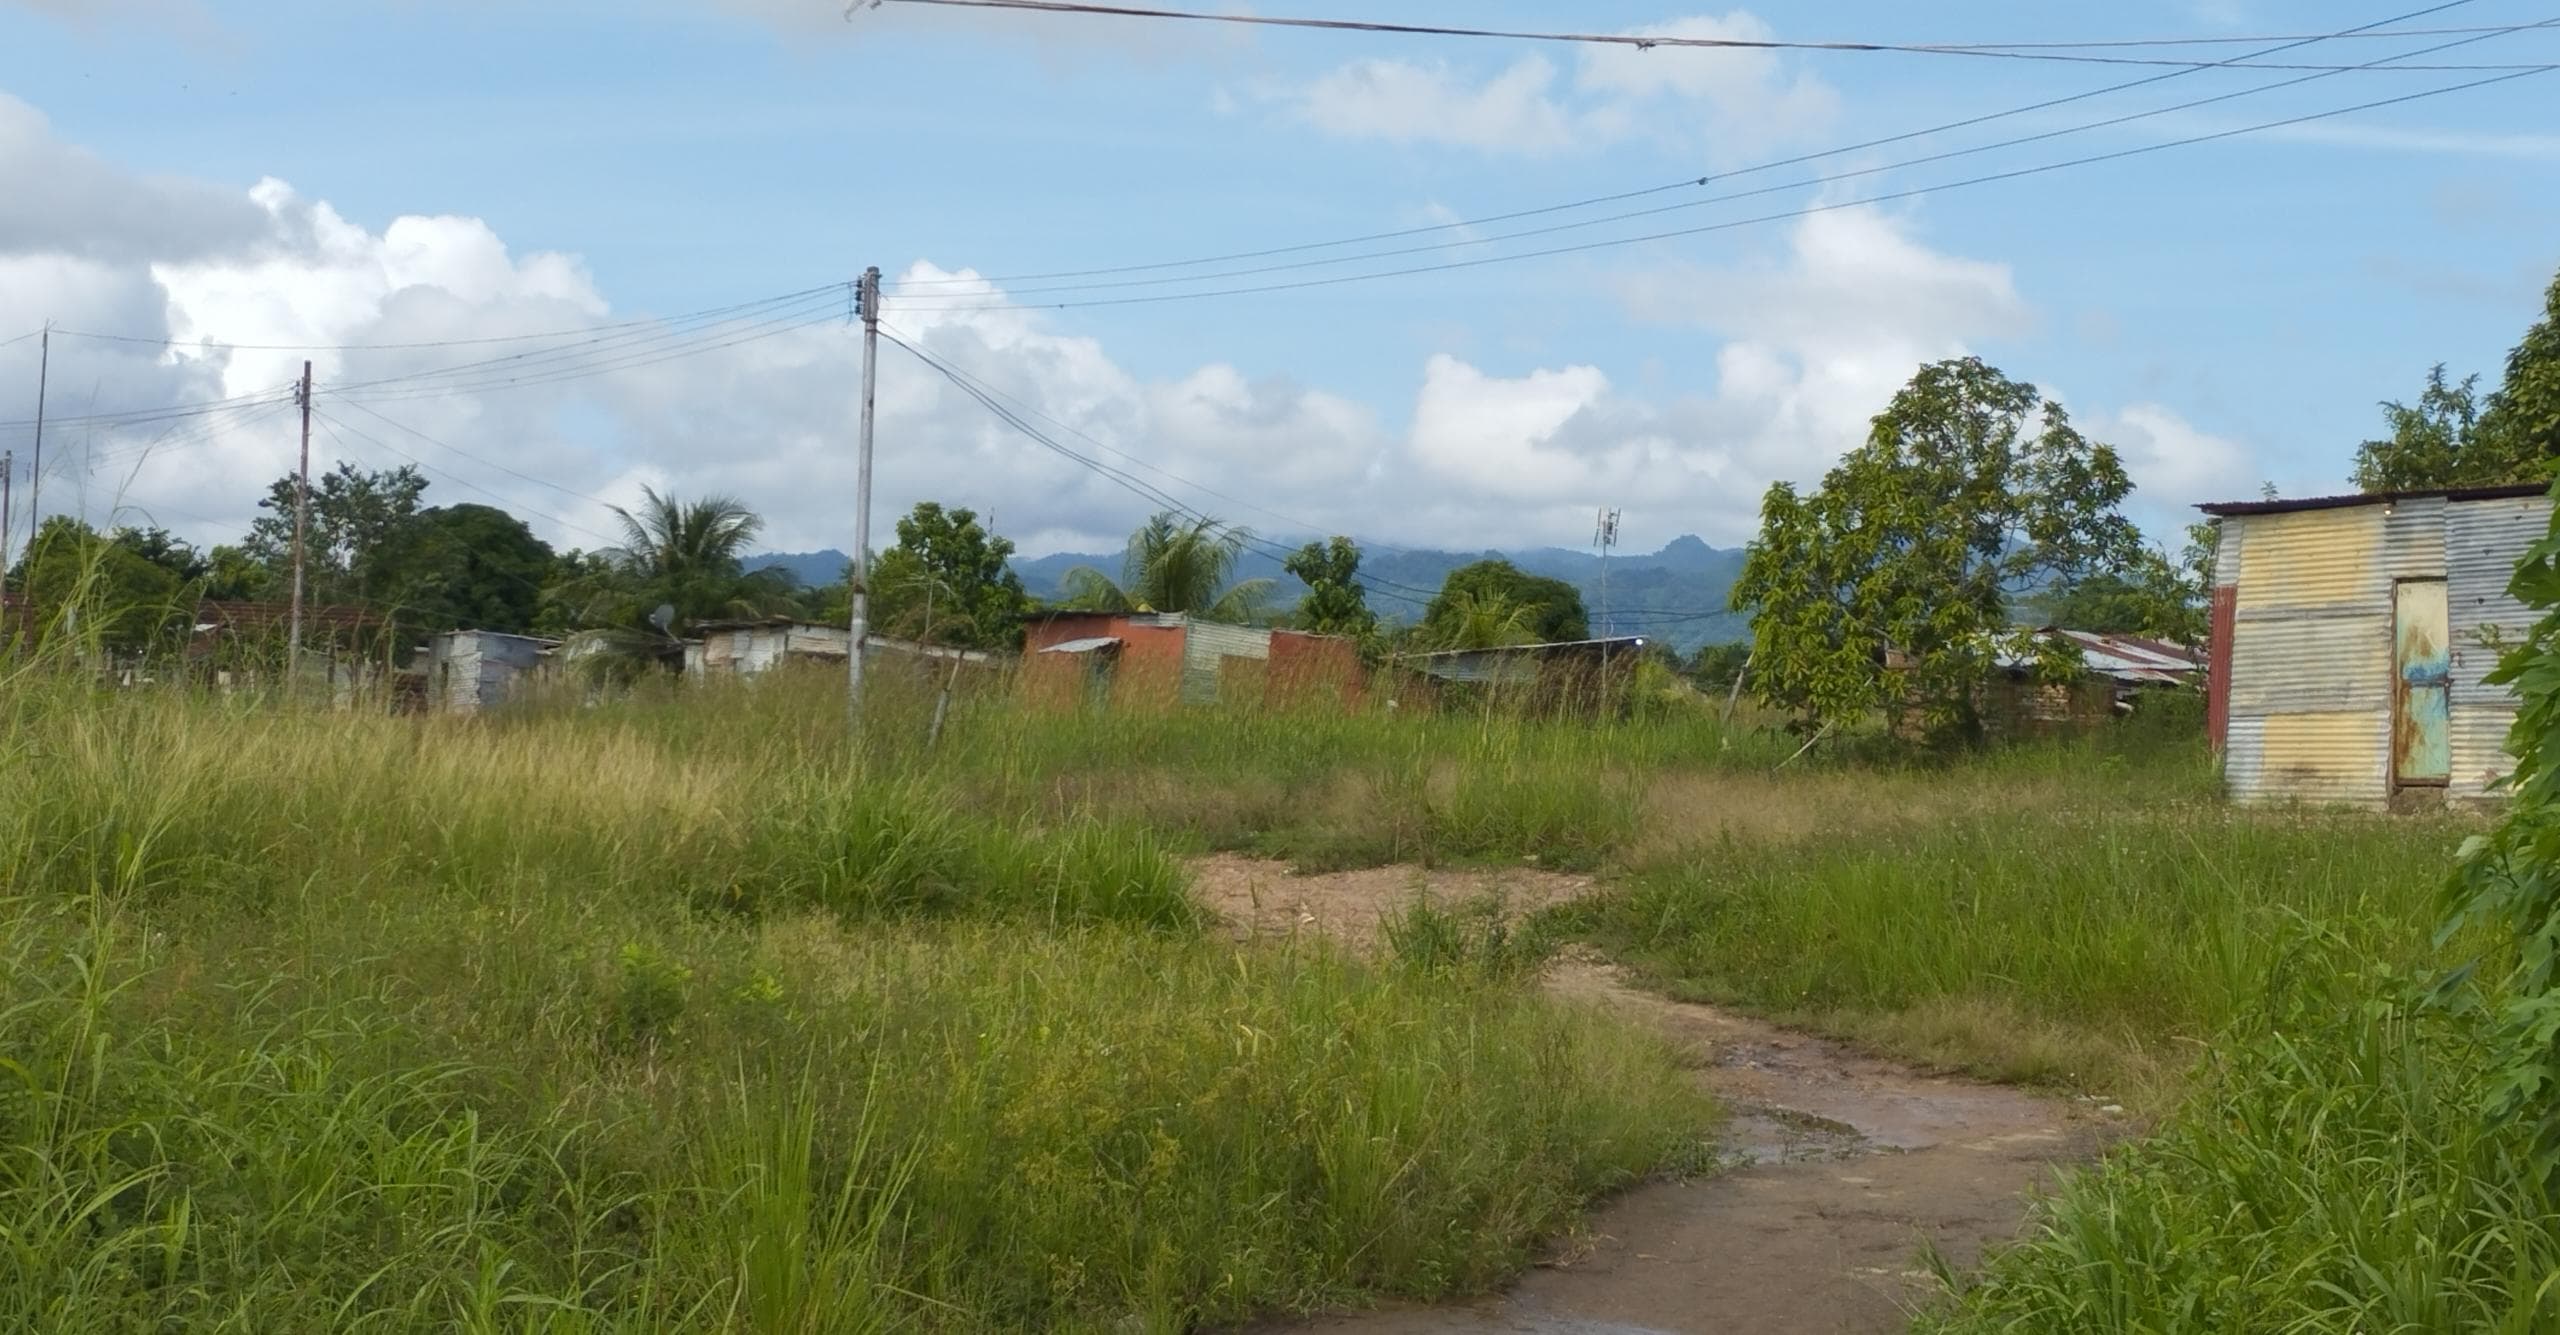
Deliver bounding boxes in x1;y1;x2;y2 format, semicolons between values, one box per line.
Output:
2258;710;2388;807
2235;507;2385;611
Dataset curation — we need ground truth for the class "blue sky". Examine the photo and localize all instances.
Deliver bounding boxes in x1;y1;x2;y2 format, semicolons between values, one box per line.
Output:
3;0;2556;560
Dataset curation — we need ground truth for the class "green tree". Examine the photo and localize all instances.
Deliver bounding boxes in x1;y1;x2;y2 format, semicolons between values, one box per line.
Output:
2480;267;2560;472
1731;356;2141;739
2444;491;2560;1182
2031;546;2206;643
1687;641;1751;690
1283;536;1376;639
371;503;557;635
867;503;1031;652
553;488;792;637
242;463;430;607
1420;587;1537;651
9;517;190;653
1064;511;1272;622
1423;559;1587;645
2350;365;2525;491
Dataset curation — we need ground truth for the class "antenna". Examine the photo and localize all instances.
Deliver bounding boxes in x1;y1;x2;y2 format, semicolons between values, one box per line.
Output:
1594;507;1621;639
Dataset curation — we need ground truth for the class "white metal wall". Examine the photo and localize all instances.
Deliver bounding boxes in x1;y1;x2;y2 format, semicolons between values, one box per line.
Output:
1178;618;1273;705
2447;495;2551;800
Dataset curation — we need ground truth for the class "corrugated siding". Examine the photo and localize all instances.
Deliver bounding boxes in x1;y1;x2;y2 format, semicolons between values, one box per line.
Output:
1179;620;1272;705
2447;495;2551;799
2212;519;2241;589
2235;506;2384;610
2226;506;2391;807
2257;711;2389;808
2383;495;2447;578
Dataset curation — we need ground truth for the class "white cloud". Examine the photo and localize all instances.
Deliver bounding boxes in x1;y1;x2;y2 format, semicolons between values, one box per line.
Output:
0;93;2259;569
1264;9;1836;159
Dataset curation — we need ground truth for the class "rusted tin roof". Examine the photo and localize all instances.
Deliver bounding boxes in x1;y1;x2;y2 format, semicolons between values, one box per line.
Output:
2197;483;2547;517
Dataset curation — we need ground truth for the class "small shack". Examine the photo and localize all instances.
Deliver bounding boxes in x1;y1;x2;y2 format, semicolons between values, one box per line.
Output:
683;618;1001;683
426;629;560;715
1393;636;1648;716
2200;483;2551;808
1955;628;2203;737
1022;612;1363;711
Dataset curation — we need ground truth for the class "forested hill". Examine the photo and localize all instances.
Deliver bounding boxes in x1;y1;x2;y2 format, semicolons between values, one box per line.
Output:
752;534;1752;651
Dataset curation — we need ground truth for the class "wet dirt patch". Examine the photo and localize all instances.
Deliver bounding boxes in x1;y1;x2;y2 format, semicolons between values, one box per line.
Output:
1205;859;2105;1335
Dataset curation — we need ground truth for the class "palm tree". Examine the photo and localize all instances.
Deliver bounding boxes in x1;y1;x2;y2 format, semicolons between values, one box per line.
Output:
552;488;792;666
1425;589;1537;651
1063;512;1273;623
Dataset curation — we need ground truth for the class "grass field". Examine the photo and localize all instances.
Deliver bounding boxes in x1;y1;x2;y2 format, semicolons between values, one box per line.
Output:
5;662;2553;1331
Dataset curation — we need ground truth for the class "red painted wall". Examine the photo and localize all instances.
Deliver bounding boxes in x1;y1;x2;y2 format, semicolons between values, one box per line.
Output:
1019;614;1187;711
1265;630;1365;709
2207;585;2236;752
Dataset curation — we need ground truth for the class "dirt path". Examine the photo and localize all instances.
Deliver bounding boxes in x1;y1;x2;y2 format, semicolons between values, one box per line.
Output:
1194;857;2105;1335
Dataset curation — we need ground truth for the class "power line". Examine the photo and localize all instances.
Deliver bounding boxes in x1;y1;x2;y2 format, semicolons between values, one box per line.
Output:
309;407;625;549
881;61;2558;313
46;282;850;353
883;0;2495;293
328;396;622;511
889;14;2556;304
873;0;2553;71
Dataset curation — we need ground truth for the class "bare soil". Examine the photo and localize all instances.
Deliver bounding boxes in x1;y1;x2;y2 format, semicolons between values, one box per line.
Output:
1197;858;2106;1335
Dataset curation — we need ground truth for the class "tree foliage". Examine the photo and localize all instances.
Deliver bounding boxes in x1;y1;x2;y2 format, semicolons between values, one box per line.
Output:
868;502;1030;652
9;517;192;652
243;463;430;608
1283;536;1376;639
1423;559;1586;646
2031;543;2208;644
371;503;557;635
1731;356;2141;738
554;487;792;636
2356;266;2560;491
1064;512;1272;623
2443;485;2560;1183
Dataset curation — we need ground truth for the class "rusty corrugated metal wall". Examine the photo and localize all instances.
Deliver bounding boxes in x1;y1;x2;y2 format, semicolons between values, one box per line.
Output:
2447;494;2549;800
2223;492;2552;808
2226;505;2392;808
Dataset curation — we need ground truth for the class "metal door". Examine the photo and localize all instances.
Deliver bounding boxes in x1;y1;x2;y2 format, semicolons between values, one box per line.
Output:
2394;579;2451;785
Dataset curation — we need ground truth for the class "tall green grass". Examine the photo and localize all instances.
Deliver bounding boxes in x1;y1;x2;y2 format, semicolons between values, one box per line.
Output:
0;675;1710;1331
1925;942;2560;1334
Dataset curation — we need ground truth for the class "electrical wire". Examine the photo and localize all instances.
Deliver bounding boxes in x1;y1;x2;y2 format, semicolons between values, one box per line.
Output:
309;408;624;548
885;0;2492;292
874;0;2552;71
46;282;851;353
887;14;2557;304
880;61;2558;313
327;397;624;512
325;304;851;405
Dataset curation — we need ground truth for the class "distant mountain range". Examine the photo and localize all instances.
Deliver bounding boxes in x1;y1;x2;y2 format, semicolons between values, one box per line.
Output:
751;535;1751;651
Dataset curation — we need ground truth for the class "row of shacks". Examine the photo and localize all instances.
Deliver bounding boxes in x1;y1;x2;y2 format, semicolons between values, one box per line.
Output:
429;612;1660;716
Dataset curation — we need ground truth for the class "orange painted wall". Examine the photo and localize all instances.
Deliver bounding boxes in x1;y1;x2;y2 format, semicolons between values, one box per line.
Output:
1266;630;1365;710
1020;614;1187;711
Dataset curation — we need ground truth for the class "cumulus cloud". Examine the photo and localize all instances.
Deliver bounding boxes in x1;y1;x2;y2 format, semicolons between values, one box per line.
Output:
0;91;2258;568
1260;9;1837;159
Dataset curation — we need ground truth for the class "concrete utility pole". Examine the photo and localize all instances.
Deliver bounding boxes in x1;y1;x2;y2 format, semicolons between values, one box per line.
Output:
2;450;13;579
287;360;313;685
847;266;882;731
27;324;47;555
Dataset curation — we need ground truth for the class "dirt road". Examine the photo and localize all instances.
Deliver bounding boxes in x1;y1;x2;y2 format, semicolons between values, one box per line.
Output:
1193;857;2104;1335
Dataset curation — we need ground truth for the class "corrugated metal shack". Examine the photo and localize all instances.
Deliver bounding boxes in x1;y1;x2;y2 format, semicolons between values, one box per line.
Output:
1394;636;1649;717
683;618;1000;682
2201;483;2550;809
426;630;560;715
1022;612;1364;710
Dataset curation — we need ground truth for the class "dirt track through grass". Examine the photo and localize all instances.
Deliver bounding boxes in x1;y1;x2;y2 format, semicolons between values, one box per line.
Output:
1197;858;2104;1335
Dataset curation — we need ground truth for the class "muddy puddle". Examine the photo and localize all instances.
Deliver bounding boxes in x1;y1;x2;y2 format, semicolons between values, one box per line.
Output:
1202;859;2106;1335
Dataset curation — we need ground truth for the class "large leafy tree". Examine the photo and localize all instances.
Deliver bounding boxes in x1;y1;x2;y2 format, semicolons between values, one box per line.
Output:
867;502;1031;652
2031;546;2207;643
242;463;429;608
1731;356;2141;739
2480;267;2560;471
1064;511;1272;622
1283;536;1375;639
9;517;192;652
1422;559;1586;646
1420;588;1537;651
371;503;557;635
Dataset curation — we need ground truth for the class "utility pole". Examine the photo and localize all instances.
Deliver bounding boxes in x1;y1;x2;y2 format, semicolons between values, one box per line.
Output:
847;267;882;731
287;359;313;686
2;450;13;582
1594;507;1620;639
27;324;47;556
